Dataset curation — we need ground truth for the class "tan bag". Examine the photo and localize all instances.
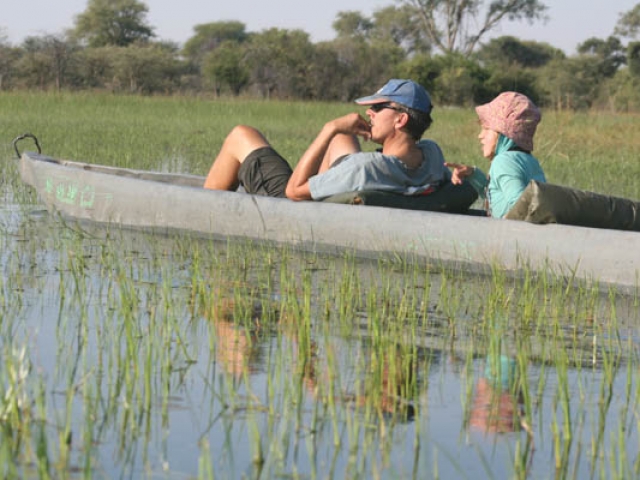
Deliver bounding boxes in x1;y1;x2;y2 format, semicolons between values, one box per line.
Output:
505;181;640;231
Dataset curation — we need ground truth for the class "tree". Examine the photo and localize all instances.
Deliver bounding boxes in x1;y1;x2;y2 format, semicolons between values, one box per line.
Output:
304;42;349;100
399;0;548;55
243;28;316;99
328;36;404;101
605;68;640;111
333;7;430;57
476;36;563;68
370;5;431;55
16;34;77;90
183;21;247;65
0;30;20;90
537;57;604;109
332;11;373;38
577;36;626;78
109;43;181;93
398;52;491;105
614;4;640;39
74;46;115;88
473;36;562;104
484;67;539;103
16;38;53;89
202;41;249;95
72;0;154;47
629;41;640;77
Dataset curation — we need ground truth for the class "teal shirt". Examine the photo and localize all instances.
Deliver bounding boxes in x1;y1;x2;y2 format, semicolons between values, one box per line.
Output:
467;135;546;218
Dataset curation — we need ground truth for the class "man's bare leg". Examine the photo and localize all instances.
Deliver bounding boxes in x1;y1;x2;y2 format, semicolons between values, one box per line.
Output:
317;134;361;174
204;125;271;190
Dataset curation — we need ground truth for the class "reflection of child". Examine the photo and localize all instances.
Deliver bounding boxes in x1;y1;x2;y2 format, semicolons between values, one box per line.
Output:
469;356;522;433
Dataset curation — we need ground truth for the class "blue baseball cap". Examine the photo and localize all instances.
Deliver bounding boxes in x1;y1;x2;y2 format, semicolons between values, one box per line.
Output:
355;79;432;113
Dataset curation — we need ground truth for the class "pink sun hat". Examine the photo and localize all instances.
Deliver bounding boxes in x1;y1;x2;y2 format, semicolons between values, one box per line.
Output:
476;92;541;151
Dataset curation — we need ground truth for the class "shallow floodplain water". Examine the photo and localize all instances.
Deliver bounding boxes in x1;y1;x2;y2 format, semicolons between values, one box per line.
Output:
2;153;640;479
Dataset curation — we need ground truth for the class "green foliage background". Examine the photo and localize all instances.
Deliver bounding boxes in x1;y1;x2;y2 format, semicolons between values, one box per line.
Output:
3;2;640;111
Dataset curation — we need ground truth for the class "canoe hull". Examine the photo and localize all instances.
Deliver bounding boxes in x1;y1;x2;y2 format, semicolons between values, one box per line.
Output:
19;152;640;292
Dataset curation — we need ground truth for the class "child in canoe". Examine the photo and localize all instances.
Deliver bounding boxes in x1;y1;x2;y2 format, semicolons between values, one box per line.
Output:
446;92;546;218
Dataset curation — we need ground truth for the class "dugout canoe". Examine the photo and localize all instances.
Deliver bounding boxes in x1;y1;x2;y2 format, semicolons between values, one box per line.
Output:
17;149;640;293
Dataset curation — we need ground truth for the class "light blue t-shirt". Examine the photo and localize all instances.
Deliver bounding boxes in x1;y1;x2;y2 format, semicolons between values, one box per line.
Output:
308;139;450;200
466;135;546;218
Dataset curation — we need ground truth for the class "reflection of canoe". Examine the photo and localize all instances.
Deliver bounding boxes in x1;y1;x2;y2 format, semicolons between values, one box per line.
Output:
18;150;640;292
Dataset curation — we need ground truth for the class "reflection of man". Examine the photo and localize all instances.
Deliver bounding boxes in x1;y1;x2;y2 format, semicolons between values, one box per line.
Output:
210;298;265;379
213;319;261;379
286;330;417;420
364;353;416;420
208;296;418;420
335;347;417;421
469;356;523;433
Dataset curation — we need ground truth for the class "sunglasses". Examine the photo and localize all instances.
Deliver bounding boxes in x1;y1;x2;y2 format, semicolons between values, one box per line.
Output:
369;102;406;113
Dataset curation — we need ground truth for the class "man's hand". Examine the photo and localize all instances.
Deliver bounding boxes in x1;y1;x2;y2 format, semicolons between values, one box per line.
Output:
328;113;372;141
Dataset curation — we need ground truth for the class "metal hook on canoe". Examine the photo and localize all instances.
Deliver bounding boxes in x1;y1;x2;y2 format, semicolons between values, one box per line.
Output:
12;133;42;158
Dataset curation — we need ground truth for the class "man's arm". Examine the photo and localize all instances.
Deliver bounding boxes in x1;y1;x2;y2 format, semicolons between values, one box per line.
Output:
286;113;371;201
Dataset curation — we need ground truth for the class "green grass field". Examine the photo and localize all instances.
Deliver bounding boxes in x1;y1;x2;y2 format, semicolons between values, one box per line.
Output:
2;91;639;199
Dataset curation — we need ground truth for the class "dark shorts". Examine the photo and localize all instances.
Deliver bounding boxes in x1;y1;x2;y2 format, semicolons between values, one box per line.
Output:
238;147;293;198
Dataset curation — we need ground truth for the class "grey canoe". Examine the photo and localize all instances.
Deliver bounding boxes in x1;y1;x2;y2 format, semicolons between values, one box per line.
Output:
18;150;640;293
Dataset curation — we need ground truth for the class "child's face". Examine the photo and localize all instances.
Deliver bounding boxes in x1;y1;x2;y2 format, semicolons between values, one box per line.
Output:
478;127;499;160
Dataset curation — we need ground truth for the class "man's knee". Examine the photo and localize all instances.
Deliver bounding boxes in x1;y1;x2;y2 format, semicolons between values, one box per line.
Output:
229;124;258;138
226;125;270;162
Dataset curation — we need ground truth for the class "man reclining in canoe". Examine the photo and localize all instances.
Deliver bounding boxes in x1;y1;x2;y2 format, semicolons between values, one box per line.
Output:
203;79;451;201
